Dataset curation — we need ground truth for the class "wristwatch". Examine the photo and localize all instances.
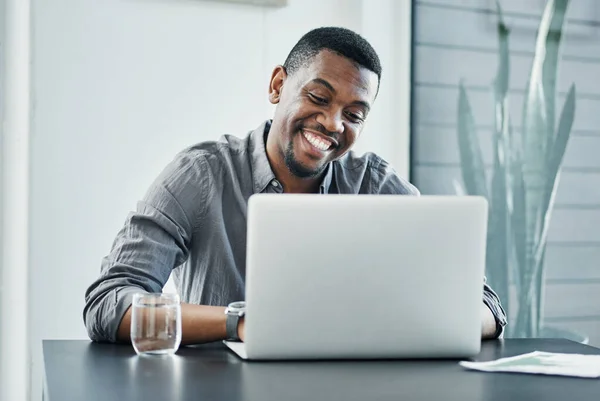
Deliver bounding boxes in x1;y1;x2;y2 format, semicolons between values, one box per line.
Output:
224;301;246;341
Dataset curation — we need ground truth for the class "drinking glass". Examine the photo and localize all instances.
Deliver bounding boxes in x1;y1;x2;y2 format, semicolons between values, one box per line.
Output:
131;293;182;356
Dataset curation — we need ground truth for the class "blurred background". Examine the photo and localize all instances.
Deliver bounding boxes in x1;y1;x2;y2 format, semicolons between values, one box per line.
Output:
1;0;599;400
412;0;600;348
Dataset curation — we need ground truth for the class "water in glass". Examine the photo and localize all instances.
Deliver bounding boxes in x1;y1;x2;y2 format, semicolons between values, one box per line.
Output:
131;293;182;356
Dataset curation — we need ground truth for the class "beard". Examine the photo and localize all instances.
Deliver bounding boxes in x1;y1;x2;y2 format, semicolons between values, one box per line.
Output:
284;139;327;178
283;129;329;179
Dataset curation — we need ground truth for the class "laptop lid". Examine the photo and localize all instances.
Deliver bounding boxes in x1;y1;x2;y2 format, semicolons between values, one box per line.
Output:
242;194;488;359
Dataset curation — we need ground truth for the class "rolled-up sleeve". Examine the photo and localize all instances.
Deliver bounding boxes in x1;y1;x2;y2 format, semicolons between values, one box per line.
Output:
482;277;508;338
83;150;209;342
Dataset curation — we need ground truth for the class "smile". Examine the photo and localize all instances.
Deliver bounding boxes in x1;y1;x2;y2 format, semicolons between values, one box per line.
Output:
302;130;334;152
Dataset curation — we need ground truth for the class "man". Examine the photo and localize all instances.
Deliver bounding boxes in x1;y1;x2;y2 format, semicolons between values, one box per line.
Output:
84;27;507;344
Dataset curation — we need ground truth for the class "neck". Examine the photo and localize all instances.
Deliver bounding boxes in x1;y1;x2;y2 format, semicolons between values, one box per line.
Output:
279;170;321;194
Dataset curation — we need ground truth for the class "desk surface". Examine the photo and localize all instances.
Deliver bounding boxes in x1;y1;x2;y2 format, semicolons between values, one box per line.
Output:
43;339;600;401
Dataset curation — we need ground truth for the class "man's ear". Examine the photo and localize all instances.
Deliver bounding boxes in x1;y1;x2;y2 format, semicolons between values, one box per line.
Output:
268;65;287;104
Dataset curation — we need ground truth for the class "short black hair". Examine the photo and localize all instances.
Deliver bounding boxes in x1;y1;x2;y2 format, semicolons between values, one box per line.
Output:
283;27;382;86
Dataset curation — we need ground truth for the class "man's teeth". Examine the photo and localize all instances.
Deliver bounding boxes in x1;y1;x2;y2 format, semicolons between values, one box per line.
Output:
303;131;332;151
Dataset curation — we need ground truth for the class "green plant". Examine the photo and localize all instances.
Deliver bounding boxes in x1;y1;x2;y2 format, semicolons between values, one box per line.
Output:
456;0;576;338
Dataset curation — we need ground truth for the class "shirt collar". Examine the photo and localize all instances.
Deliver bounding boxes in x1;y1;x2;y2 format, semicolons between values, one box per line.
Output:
250;119;335;194
250;120;277;193
319;163;334;194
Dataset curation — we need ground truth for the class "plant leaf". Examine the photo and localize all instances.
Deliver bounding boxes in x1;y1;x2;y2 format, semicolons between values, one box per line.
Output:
457;82;488;198
520;0;570;314
510;138;527;331
533;84;576;266
494;0;510;100
453;179;466;196
486;0;512;314
547;84;576;186
542;0;569;154
534;247;547;331
488;158;510;311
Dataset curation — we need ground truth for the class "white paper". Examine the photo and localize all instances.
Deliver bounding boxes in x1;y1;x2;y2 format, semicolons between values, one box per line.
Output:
459;351;600;378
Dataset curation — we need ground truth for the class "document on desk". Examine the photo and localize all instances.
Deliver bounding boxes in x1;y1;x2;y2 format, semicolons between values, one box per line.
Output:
459;351;600;378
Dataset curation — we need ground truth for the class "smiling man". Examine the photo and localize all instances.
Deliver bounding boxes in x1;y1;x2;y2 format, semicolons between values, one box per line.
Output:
84;27;507;345
265;46;377;193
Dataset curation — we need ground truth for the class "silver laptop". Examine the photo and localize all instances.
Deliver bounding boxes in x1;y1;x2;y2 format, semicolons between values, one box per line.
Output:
224;194;488;360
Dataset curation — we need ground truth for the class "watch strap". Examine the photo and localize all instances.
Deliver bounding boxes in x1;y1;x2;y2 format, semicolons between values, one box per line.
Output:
226;313;241;341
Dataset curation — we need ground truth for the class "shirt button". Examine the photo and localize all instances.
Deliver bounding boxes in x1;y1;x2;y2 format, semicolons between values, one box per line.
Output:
272;180;280;188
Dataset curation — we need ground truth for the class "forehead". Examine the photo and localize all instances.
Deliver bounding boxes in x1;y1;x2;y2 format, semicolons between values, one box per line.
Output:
295;50;378;100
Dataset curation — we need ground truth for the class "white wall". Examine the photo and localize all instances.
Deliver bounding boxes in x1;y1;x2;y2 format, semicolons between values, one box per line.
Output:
23;0;412;399
1;1;30;400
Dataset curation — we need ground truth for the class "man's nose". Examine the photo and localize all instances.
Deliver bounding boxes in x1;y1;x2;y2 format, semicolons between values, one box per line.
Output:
318;109;344;135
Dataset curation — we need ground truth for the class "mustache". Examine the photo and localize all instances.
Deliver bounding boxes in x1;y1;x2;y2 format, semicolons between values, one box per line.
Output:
296;121;340;145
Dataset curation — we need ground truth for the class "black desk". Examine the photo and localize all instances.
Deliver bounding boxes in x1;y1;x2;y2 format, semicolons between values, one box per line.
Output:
43;339;600;401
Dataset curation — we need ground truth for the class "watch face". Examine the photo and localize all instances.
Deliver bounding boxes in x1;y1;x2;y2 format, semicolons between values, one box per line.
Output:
228;301;246;311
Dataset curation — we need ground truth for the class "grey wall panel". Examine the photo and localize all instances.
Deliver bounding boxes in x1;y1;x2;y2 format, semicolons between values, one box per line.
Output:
508;283;600;320
414;45;600;94
547;209;600;243
545;319;600;347
414;86;600;131
416;2;600;58
419;0;600;22
413;126;600;169
412;165;600;207
545;246;600;281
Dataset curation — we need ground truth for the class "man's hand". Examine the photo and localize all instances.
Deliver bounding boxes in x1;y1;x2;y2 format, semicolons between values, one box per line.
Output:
481;302;498;340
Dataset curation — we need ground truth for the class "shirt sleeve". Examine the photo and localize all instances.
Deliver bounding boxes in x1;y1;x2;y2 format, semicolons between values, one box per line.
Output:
83;150;210;342
372;158;420;195
482;277;508;338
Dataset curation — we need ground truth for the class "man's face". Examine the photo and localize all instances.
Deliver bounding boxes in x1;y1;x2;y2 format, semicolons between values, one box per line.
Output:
268;50;379;178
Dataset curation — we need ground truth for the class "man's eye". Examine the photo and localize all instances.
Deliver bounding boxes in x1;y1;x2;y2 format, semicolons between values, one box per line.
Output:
309;94;328;105
345;111;364;123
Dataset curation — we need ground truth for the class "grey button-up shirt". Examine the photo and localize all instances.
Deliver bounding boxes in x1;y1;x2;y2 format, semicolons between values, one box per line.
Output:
84;120;507;342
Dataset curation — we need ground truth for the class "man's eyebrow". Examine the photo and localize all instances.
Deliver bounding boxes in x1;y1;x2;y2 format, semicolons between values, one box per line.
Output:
310;78;371;112
310;78;336;93
352;100;371;113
